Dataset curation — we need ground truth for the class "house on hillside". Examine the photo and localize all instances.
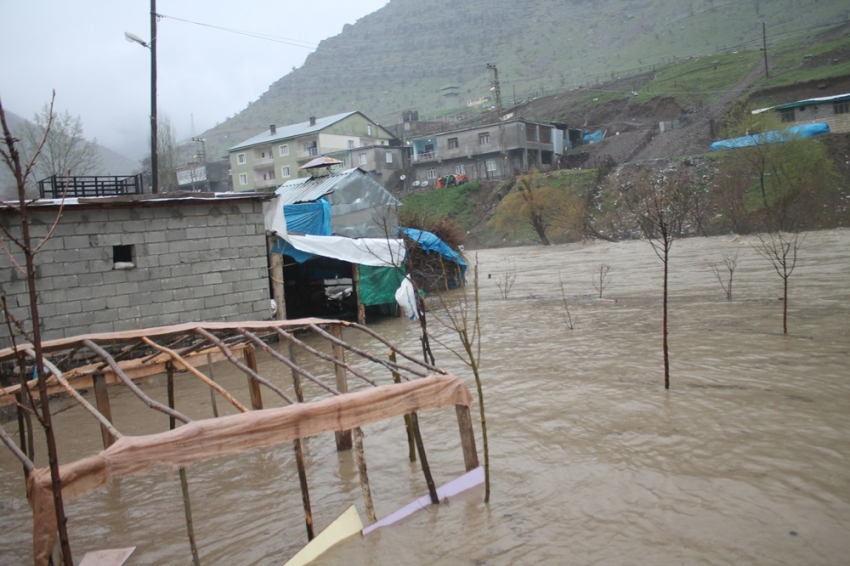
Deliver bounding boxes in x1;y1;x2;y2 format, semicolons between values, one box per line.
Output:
228;112;401;192
752;93;850;133
0;188;274;349
406;118;566;185
175;159;233;192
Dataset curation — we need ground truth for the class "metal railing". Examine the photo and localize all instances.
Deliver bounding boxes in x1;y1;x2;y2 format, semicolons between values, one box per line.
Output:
37;174;144;199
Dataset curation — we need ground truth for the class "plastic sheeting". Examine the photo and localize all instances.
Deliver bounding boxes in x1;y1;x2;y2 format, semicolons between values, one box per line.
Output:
400;228;467;279
284;199;331;236
583;129;606;145
273;234;405;267
710;123;830;151
394;275;419;320
358;265;406;306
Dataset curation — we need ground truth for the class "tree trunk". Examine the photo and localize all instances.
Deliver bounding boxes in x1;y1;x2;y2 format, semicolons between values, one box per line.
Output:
663;246;670;390
783;273;788;335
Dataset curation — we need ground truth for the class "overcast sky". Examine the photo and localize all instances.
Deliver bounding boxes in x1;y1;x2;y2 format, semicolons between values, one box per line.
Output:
0;1;389;161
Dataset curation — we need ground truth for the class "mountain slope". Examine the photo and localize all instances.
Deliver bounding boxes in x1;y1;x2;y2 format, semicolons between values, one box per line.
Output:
198;0;848;161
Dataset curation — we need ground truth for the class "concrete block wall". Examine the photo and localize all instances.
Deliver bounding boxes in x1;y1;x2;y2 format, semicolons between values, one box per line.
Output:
0;199;271;349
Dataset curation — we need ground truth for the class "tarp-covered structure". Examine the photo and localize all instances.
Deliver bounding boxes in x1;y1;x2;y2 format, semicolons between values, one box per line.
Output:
400;227;466;290
262;168;405;318
710;123;830;151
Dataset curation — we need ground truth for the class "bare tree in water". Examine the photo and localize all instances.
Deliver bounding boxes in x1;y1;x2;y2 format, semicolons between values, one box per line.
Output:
0;92;74;565
710;251;738;301
754;231;802;334
616;164;696;389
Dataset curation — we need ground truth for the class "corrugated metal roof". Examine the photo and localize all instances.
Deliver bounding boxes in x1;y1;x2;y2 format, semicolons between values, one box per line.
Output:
229;112;358;151
752;92;850;114
274;168;360;205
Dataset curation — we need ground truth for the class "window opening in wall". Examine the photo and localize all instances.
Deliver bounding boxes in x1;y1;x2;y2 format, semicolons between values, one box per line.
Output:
113;245;135;270
359;153;367;165
348;140;355;149
237;153;246;164
282;165;291;177
448;137;459;149
239;173;248;185
479;132;490;144
486;159;497;172
304;140;318;156
279;144;289;156
427;169;437;179
455;164;465;175
386;152;393;163
780;108;795;123
367;124;372;136
835;101;849;115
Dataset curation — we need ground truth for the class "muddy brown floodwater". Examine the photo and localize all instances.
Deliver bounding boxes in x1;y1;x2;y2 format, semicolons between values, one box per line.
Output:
2;229;850;565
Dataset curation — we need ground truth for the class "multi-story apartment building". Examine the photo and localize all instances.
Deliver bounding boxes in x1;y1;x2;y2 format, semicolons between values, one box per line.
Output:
228;112;398;191
406;118;565;186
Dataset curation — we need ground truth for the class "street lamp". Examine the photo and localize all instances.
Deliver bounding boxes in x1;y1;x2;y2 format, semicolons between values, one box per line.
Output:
125;0;158;193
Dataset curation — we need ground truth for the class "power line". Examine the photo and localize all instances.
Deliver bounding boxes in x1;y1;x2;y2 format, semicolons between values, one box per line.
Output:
158;13;319;49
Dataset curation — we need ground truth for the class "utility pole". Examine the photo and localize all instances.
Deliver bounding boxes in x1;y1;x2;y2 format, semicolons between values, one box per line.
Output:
150;0;158;193
762;22;769;78
487;63;508;178
192;137;211;193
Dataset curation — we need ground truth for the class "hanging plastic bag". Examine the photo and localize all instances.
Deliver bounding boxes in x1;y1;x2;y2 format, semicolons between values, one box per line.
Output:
395;275;419;320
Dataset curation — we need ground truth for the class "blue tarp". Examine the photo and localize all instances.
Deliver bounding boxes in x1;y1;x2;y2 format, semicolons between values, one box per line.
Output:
582;129;605;145
400;227;467;281
270;198;332;262
710;123;830;151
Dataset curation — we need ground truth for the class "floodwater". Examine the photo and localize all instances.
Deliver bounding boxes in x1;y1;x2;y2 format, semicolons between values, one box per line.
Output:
2;229;849;565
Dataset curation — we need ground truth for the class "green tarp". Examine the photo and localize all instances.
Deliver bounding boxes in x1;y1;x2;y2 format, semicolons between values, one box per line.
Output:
358;265;405;306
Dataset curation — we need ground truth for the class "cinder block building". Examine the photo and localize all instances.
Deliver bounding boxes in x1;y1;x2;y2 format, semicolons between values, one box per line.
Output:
0;192;274;350
754;92;850;133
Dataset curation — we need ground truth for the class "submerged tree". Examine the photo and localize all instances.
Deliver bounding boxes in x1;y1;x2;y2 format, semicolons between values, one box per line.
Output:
616;163;697;389
0;93;74;565
710;251;738;301
754;230;802;334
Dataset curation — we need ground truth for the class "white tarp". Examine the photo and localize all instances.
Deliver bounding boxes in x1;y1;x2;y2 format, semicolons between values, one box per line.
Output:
263;199;288;236
284;234;405;267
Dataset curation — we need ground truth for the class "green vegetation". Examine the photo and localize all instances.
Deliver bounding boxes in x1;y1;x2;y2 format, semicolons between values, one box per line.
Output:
757;35;850;91
401;181;483;232
637;52;762;108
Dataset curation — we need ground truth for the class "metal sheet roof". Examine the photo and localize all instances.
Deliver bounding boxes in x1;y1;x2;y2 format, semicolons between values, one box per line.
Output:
752;92;850;114
274;168;359;205
229;112;360;151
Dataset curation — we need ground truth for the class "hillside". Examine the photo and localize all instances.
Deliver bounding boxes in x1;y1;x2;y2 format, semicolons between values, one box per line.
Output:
195;0;848;161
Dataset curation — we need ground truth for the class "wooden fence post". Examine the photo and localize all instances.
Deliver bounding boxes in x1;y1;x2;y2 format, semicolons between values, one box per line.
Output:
286;341;315;541
329;323;352;451
243;346;263;411
455;405;479;472
93;373;115;449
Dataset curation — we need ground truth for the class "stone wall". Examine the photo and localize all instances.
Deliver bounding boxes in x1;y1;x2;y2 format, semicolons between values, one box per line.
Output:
0;197;271;349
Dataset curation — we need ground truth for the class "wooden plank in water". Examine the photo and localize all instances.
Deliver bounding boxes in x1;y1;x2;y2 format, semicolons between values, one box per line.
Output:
283;506;363;566
78;547;135;566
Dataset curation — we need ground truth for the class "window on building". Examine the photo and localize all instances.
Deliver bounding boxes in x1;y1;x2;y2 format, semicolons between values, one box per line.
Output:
386;152;393;164
239;173;248;185
486;159;497;172
479;132;490;144
455;164;465;175
237;153;246;164
279;144;289;156
339;158;346;168
359;153;367;166
780;108;795;123
835;101;850;115
448;137;459;149
281;166;291;178
348;140;355;149
367;124;372;136
112;245;135;270
303;140;318;156
427;169;437;179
